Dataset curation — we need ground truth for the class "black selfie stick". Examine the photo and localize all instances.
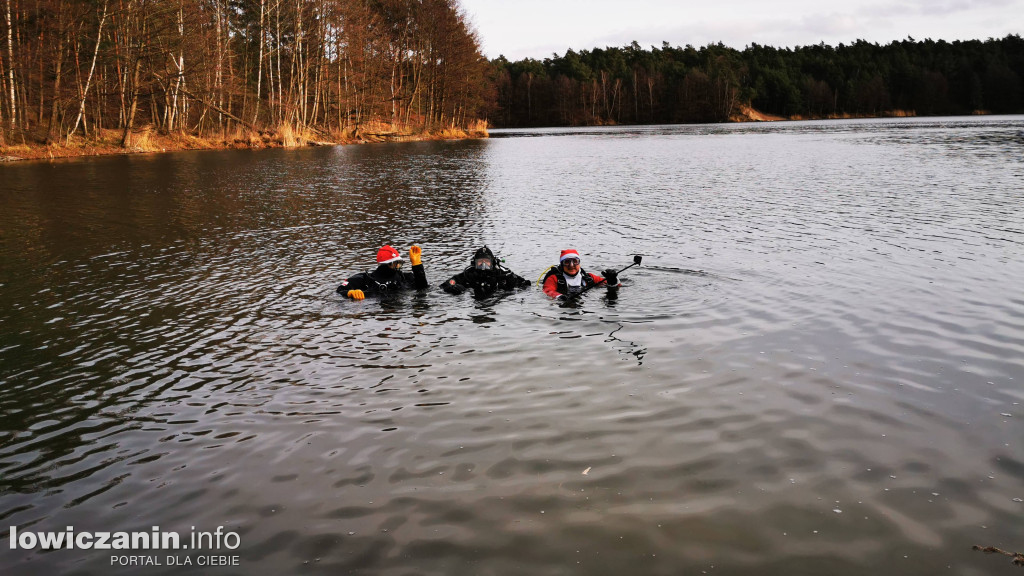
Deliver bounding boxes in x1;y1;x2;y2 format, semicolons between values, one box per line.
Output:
578;254;643;294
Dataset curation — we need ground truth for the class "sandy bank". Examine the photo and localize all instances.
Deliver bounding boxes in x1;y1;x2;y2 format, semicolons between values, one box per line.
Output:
731;106;788;122
1;123;489;163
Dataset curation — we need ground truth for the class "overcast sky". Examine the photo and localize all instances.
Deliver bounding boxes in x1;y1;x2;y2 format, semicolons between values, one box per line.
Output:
459;0;1024;60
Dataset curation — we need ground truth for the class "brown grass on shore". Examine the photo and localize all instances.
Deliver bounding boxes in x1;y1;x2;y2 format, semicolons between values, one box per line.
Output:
466;119;489;137
1;121;490;163
732;105;786;122
737;106;925;122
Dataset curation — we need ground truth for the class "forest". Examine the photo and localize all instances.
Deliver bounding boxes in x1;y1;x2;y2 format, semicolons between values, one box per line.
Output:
489;36;1024;127
0;0;491;150
2;1;1023;154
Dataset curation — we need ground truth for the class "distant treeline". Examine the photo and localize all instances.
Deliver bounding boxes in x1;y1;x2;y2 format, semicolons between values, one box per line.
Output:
488;36;1024;127
0;0;491;147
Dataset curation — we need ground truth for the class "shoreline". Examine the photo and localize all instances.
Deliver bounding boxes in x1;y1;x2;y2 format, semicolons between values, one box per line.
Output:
2;109;1001;162
729;106;961;122
488;109;1002;132
0;124;489;163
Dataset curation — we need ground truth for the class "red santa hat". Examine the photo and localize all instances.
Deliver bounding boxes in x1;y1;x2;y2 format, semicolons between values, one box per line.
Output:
559;249;581;262
376;245;403;264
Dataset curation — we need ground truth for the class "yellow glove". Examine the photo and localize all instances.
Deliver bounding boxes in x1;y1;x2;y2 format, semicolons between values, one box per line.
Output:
347;289;365;300
409;245;422;266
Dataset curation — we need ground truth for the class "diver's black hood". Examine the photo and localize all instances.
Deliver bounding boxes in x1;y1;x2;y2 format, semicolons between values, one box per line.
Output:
470;246;497;266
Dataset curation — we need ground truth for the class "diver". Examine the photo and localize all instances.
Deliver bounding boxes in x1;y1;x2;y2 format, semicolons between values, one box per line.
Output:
440;246;531;297
337;245;427;300
540;249;620;300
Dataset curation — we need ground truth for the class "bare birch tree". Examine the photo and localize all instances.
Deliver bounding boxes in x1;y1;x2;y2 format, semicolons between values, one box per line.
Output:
67;0;108;140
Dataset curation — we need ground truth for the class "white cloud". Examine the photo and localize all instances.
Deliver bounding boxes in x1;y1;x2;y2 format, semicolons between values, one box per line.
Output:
460;0;1024;59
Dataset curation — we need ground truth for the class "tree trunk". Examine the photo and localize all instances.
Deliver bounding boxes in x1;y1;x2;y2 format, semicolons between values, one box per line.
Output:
214;0;223;129
5;0;17;127
67;0;108;142
120;52;143;147
252;0;264;125
274;1;282;124
167;0;184;132
46;6;66;141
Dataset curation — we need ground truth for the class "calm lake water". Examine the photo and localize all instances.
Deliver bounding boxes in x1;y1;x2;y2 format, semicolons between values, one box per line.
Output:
2;116;1024;575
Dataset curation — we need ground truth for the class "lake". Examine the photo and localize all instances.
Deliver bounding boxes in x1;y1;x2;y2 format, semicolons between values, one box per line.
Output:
2;116;1024;575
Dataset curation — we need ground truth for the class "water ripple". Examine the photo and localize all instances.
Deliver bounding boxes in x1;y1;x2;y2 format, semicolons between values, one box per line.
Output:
2;118;1024;575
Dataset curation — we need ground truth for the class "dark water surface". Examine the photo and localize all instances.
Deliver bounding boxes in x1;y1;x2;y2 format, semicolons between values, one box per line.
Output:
2;117;1024;575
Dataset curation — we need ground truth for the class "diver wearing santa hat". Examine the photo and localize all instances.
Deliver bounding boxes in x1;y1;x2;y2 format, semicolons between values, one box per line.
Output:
337;245;427;300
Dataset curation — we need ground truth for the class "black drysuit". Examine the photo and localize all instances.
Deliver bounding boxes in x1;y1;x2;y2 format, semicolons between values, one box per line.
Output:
337;263;427;296
440;265;530;297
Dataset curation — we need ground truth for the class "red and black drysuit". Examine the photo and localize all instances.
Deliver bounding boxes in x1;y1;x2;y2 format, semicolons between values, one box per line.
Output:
541;265;616;299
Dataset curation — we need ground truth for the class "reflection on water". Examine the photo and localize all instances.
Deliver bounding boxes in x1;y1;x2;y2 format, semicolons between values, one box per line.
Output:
2;117;1024;575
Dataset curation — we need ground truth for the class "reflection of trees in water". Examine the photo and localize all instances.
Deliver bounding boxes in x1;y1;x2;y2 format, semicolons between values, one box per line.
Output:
334;140;492;269
1;140;492;272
